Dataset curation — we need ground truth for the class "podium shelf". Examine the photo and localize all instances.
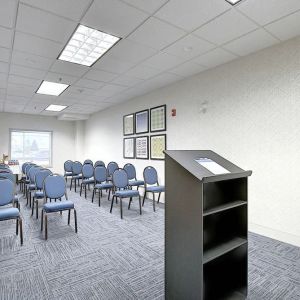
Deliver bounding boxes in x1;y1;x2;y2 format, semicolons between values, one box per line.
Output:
203;200;247;216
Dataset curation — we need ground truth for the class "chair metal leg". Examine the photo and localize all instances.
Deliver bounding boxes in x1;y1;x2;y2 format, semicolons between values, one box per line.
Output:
128;198;132;209
75;179;77;192
85;184;87;199
110;196;115;213
70;178;73;191
98;189;101;207
92;189;95;202
153;193;156;212
139;196;142;215
19;218;23;245
45;214;48;240
41;209;44;231
16;218;19;235
68;209;71;224
120;198;123;219
36;200;39;219
74;209;78;233
29;191;32;208
80;183;83;196
142;192;147;206
157;193;161;203
108;189;111;200
31;197;35;216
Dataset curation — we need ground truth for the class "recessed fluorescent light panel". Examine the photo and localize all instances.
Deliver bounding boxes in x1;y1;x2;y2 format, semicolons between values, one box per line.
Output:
225;0;242;5
58;24;120;67
45;104;68;112
36;81;69;96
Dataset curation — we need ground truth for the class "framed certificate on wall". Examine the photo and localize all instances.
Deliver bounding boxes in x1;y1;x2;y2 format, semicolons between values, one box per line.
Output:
135;109;149;134
123;138;135;159
150;134;166;160
150;105;166;132
123;113;134;135
135;136;149;159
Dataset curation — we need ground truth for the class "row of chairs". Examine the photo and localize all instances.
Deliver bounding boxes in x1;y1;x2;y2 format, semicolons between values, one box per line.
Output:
64;160;165;218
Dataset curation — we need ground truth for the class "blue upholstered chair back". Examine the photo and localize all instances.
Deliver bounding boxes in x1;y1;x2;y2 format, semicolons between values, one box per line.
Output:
82;164;94;179
22;162;30;174
0;178;14;206
107;162;118;177
84;159;93;165
124;163;136;180
94;166;107;183
35;169;52;190
72;161;82;175
64;160;73;172
0;172;16;184
113;169;128;189
0;169;12;174
94;160;105;168
44;174;66;199
25;164;35;177
29;166;42;184
144;166;158;185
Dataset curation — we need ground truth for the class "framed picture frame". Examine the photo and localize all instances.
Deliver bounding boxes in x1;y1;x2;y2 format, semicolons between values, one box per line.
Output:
150;105;166;132
123;113;134;136
135;109;149;134
135;136;149;159
123;138;135;159
150;134;166;160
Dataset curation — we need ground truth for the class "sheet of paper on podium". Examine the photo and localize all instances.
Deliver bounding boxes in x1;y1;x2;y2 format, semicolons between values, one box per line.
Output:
195;158;230;175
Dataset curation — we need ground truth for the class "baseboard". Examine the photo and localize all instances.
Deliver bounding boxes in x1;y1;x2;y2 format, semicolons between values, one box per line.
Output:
249;222;300;247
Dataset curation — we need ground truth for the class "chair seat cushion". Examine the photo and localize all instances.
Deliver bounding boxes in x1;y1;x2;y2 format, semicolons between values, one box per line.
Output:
95;182;113;189
0;208;19;220
26;179;30;183
146;185;165;193
82;178;94;184
65;172;72;176
43;200;74;213
34;191;44;198
114;190;139;198
28;183;36;190
73;175;82;179
129;180;144;186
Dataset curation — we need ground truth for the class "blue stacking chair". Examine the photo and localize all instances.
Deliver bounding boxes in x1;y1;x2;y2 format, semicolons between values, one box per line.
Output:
107;161;118;182
26;166;42;207
84;159;93;165
23;163;36;196
94;160;105;168
0;178;23;245
32;169;52;219
124;163;144;191
70;161;82;192
80;164;94;199
92;166;113;206
110;168;142;219
143;166;165;212
0;172;20;210
64;160;73;183
20;162;30;192
41;174;77;240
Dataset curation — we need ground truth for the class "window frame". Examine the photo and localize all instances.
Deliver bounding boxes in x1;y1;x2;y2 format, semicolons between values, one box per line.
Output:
9;128;53;168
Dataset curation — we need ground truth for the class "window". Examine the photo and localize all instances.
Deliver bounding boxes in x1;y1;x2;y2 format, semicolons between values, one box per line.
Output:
10;130;52;167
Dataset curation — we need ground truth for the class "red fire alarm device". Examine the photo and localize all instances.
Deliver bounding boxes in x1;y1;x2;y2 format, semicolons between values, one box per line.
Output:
171;108;176;117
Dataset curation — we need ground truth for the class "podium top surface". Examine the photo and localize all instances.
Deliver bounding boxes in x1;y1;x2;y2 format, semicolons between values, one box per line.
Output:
164;150;252;183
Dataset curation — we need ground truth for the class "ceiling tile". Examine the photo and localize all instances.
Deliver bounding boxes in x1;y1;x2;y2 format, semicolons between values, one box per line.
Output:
64;86;96;97
0;73;7;88
0;47;10;62
14;31;62;58
4;103;25;113
8;74;41;87
142;51;186;71
223;29;279;56
112;75;144;87
122;0;168;14
10;64;47;79
11;50;54;70
93;55;136;74
93;83;128;97
17;4;77;43
125;64;162;80
0;61;9;73
7;83;34;97
169;61;207;77
50;60;89;77
84;69;119;82
265;11;300;41
164;34;215;59
45;72;79;85
74;78;105;89
0;26;13;48
155;0;230;31
82;0;148;38
6;95;30;105
128;17;186;51
105;39;157;64
0;0;17;28
20;0;93;21
194;9;258;45
31;94;58;104
238;0;300;26
192;48;237;68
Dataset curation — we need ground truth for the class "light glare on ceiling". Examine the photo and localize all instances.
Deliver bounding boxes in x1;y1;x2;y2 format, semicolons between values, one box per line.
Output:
225;0;242;5
36;81;69;96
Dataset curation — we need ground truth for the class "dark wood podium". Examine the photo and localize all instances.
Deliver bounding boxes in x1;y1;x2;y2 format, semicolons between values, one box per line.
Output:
165;150;252;300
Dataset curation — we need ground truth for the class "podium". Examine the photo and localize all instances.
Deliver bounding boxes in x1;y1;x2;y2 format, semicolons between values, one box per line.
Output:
165;150;252;300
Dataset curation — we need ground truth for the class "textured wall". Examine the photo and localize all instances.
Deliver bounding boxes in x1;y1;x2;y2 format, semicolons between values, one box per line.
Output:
85;36;300;246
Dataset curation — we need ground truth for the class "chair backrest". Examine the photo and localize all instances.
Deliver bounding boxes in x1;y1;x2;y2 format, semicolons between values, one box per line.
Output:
143;166;158;185
72;161;82;175
35;169;52;190
82;163;94;179
112;168;128;189
123;163;136;180
94;166;107;183
0;172;16;185
0;164;8;169
25;164;36;178
29;166;42;184
0;169;12;174
21;162;30;174
64;160;73;172
107;162;118;177
44;174;67;199
0;178;14;206
84;159;93;165
94;160;105;168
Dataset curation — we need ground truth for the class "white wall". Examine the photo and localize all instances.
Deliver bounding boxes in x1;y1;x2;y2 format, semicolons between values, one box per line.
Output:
85;36;300;247
0;112;76;174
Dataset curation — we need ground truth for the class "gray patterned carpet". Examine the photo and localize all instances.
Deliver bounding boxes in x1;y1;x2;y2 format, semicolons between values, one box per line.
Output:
0;185;299;300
